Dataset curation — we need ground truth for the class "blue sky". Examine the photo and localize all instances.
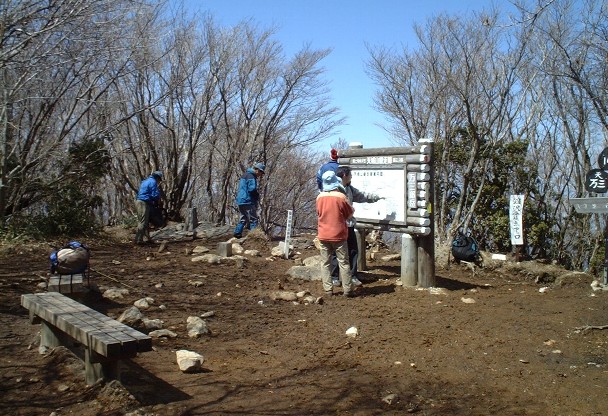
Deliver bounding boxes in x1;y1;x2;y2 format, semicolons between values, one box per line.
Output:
183;0;500;153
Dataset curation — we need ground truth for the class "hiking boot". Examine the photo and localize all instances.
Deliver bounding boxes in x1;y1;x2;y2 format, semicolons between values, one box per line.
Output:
233;234;242;239
332;278;340;287
351;277;363;287
324;290;334;297
343;291;356;298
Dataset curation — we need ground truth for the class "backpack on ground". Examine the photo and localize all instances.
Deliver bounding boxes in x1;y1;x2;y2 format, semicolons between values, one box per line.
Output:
49;241;90;275
149;204;166;228
451;231;481;263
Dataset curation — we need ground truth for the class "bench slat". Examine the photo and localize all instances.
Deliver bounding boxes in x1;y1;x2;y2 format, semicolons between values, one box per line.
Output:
21;293;152;358
81;310;148;352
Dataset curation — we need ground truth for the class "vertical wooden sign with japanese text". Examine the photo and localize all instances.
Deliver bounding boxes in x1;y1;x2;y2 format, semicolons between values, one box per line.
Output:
509;195;524;245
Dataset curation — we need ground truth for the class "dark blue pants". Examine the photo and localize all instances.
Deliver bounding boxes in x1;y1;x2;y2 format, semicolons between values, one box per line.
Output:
331;227;358;278
234;204;258;236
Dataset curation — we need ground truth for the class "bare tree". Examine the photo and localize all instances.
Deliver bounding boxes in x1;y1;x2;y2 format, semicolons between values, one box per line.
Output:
368;9;522;243
197;22;342;228
0;0;160;224
518;0;607;268
106;10;220;222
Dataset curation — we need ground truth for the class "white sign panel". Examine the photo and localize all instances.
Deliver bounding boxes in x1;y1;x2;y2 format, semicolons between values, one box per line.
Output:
509;194;525;245
351;169;405;222
570;197;608;213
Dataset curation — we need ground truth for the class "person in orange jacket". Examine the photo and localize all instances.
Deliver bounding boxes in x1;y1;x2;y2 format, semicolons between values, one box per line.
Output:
316;171;356;297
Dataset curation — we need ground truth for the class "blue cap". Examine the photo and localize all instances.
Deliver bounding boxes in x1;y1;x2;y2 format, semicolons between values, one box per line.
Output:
254;163;265;173
322;171;344;192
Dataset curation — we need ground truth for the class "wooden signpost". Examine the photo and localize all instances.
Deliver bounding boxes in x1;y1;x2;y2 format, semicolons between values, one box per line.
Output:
338;139;435;287
571;146;608;285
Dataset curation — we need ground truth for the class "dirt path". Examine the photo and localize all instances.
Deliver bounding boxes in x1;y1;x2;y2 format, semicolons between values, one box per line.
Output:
1;234;607;415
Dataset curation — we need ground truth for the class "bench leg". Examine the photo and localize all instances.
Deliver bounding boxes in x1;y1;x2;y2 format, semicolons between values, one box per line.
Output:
40;321;66;354
85;349;120;385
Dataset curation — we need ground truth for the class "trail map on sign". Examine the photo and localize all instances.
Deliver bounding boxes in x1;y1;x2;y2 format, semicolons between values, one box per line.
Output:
351;169;405;222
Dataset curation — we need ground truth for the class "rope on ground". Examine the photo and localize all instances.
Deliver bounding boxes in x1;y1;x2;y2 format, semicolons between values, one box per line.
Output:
90;267;138;291
574;324;608;332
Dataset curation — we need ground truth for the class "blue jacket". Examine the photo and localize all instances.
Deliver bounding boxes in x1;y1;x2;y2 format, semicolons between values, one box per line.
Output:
137;176;161;203
316;160;339;190
236;168;259;206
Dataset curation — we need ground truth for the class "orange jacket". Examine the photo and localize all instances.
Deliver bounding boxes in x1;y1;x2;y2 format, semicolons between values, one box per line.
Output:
316;190;354;242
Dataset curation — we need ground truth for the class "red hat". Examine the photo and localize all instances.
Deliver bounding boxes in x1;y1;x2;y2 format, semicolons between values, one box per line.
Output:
330;148;338;161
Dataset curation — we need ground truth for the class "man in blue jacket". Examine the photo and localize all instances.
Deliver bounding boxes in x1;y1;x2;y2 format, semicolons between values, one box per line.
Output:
316;149;339;191
234;162;265;238
135;171;163;245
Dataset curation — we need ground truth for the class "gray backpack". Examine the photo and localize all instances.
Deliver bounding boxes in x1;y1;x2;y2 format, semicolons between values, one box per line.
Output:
49;241;90;275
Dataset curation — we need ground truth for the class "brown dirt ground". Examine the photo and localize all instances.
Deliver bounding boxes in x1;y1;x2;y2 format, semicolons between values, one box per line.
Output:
1;228;607;416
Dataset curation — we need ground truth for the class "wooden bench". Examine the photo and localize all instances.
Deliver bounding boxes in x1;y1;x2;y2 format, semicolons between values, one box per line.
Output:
21;292;152;385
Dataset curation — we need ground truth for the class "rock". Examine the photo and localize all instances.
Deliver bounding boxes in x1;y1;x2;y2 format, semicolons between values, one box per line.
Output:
149;329;177;338
244;249;260;257
134;297;154;309
303;255;323;267
188;280;204;287
287;265;323;281
302;295;317;304
192;245;210;254
142;318;163;330
461;297;476;304
200;311;215;318
176;349;204;373
191;254;222;264
427;287;448;295
381;253;401;262
271;241;293;258
270;290;298;301
382;393;398;405
345;326;358;338
186;316;210;338
193;223;234;240
231;242;244;254
103;288;130;300
296;290;310;298
117;306;144;328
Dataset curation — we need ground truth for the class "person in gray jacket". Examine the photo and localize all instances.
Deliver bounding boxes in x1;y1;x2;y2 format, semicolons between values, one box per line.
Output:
335;166;382;286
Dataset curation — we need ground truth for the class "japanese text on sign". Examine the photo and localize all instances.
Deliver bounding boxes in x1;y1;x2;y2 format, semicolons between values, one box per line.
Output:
585;169;608;193
509;195;525;245
351;169;404;222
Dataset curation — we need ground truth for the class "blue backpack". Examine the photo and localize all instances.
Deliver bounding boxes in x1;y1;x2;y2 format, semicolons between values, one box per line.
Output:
49;241;90;274
451;232;480;263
